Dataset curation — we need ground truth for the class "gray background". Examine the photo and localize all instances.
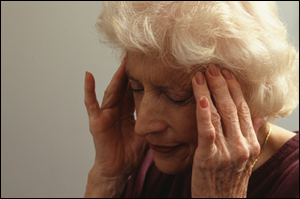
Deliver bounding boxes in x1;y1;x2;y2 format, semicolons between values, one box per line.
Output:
1;1;299;197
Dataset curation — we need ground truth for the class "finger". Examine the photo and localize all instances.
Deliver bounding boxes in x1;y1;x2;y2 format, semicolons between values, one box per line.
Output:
196;96;216;155
205;64;241;139
221;69;261;138
101;59;127;109
192;72;229;160
84;71;101;120
192;71;220;129
192;73;223;155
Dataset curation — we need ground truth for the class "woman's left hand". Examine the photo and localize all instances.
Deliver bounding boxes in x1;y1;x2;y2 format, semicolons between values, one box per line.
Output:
191;64;264;198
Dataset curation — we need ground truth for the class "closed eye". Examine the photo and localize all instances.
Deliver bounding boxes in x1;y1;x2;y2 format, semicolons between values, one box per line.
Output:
131;88;144;92
166;95;189;104
131;86;190;105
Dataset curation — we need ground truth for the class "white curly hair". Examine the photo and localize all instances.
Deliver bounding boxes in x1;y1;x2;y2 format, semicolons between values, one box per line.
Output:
95;1;299;121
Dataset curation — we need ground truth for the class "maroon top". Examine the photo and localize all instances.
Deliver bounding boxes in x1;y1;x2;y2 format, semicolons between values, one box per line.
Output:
121;133;299;198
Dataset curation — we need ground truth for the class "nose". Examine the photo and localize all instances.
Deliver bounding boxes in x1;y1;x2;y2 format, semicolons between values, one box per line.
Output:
134;94;168;137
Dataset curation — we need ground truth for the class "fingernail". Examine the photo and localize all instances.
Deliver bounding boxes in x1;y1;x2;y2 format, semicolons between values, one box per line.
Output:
222;69;232;80
196;72;205;85
208;64;219;77
199;96;209;109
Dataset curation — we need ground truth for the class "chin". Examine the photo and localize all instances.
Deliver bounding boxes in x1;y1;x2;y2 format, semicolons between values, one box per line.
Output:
152;155;193;175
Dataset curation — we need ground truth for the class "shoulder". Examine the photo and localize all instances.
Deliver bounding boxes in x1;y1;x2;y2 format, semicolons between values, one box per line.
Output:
269;124;298;152
253;124;298;171
248;129;299;198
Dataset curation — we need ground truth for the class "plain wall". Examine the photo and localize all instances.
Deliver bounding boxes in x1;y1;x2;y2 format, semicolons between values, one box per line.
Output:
1;1;299;198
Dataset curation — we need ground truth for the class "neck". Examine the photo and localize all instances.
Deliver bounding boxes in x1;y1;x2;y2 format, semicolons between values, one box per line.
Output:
252;122;271;171
252;122;296;172
256;122;270;147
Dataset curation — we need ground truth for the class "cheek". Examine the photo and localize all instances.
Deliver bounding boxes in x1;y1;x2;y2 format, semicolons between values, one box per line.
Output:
177;109;198;143
168;102;198;143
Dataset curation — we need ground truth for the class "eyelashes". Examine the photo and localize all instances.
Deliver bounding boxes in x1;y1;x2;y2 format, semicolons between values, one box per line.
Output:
131;88;189;104
166;96;188;104
131;88;144;92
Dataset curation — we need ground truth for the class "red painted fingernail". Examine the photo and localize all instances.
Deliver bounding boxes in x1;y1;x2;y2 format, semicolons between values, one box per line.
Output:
199;96;209;109
196;72;205;85
222;69;233;80
208;64;219;77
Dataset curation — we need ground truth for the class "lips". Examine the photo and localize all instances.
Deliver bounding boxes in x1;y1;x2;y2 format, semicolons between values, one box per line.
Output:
148;142;183;154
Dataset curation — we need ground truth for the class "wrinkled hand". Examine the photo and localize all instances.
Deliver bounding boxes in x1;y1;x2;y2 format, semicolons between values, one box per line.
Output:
84;59;148;181
191;64;263;198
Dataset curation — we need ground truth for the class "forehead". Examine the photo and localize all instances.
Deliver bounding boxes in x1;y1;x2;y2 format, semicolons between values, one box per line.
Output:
125;54;194;87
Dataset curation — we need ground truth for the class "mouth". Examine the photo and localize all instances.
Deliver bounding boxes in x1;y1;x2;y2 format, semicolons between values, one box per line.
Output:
148;142;183;154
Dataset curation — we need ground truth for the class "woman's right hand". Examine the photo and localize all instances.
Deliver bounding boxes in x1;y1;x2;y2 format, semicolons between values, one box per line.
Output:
84;59;148;189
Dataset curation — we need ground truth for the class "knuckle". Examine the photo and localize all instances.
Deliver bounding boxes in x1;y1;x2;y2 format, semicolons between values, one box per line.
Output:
201;128;216;142
238;100;250;115
210;111;221;126
237;149;250;162
224;102;237;115
210;78;228;91
219;102;238;120
234;141;250;162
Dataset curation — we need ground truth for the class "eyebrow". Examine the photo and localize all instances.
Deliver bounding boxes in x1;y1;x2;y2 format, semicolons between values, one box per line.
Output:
124;64;139;82
125;62;193;91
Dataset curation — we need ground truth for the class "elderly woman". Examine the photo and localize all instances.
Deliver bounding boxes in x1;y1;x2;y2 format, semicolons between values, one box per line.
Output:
84;2;299;198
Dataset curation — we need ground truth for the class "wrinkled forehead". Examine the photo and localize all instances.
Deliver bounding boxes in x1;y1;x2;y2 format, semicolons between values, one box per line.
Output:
125;53;199;87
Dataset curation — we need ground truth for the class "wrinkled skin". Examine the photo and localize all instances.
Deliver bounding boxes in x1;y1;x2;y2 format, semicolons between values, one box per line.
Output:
191;66;262;197
84;55;263;197
84;59;148;197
